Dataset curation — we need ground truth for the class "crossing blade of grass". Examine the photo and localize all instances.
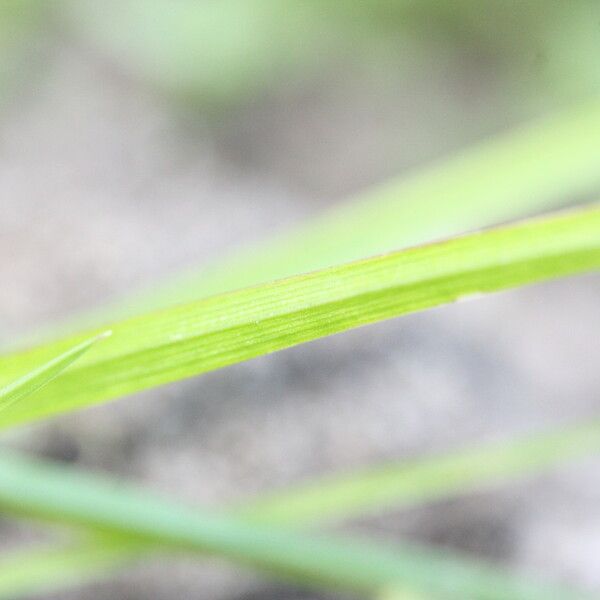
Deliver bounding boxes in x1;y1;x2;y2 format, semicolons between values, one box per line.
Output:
237;419;600;527
0;332;109;413
0;451;591;600
0;205;598;429
46;96;600;330
1;419;598;599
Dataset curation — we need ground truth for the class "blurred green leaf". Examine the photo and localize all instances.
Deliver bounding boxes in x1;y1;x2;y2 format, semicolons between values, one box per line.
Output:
3;419;600;598
388;0;600;104
67;1;600;104
239;419;600;527
0;449;589;599
2;420;599;598
68;0;353;105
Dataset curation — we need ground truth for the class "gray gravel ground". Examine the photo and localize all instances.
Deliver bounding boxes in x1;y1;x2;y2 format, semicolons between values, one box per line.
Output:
1;41;599;600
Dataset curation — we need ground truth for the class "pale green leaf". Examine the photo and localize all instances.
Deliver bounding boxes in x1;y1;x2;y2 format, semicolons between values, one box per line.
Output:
2;420;597;598
238;419;600;527
0;450;589;599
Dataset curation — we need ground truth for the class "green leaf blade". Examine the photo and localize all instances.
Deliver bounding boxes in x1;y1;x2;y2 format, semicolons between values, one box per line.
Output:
238;420;600;527
0;451;589;599
0;206;598;428
1;420;598;599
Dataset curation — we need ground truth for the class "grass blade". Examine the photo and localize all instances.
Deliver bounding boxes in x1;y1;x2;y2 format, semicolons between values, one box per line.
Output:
238;420;600;527
0;451;589;599
0;206;598;429
2;420;598;598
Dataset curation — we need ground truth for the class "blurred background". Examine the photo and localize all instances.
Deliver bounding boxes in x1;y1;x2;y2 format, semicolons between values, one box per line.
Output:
1;1;600;598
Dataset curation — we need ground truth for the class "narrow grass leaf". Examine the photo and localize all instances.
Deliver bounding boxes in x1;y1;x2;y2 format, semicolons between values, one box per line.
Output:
0;451;589;599
238;419;600;527
0;206;598;428
1;420;598;598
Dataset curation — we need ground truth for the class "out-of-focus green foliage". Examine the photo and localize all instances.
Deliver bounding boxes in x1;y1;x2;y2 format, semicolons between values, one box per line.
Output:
238;420;600;527
66;0;363;107
66;0;600;107
3;420;599;599
3;1;600;108
0;0;47;104
0;450;591;599
370;0;600;104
